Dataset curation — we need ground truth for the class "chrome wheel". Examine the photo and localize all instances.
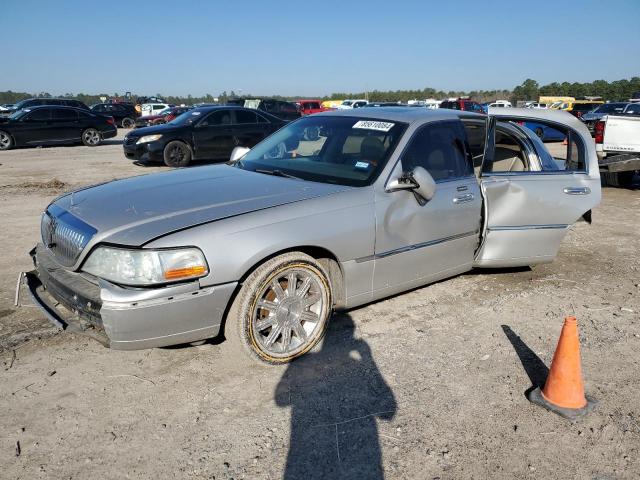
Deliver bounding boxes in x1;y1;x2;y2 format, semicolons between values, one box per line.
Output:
82;129;100;146
0;131;11;150
251;266;326;358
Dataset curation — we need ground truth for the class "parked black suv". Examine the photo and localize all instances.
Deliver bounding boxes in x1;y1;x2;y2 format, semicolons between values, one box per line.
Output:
227;98;301;121
1;98;90;116
90;103;139;128
123;106;285;167
0;106;117;150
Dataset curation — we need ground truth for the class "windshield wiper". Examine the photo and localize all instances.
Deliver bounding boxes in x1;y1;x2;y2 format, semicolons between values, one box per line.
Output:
254;168;302;180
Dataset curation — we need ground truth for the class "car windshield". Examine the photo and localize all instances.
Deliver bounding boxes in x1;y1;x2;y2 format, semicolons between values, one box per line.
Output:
168;110;204;126
9;109;27;120
341;101;353;106
234;116;407;187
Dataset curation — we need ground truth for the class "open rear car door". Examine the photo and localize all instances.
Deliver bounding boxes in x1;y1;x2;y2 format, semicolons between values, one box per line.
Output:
474;108;601;267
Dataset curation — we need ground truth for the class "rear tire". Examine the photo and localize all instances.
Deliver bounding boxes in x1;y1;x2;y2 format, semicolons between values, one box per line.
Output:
163;141;192;167
0;130;13;150
81;128;101;146
121;117;135;129
602;171;635;188
224;252;332;365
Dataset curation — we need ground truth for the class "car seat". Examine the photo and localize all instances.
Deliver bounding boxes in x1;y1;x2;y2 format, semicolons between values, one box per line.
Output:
360;136;385;164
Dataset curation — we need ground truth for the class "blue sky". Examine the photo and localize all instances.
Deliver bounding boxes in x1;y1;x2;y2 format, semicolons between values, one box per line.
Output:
2;0;639;96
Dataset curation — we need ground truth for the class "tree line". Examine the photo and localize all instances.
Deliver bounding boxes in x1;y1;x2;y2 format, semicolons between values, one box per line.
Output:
1;77;639;106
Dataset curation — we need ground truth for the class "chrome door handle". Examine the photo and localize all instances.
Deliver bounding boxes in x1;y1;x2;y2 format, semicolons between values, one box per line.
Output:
453;193;474;204
563;187;591;195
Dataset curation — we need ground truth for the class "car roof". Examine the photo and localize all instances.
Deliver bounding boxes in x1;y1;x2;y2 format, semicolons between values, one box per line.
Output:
23;105;92;112
194;105;247;113
317;106;481;124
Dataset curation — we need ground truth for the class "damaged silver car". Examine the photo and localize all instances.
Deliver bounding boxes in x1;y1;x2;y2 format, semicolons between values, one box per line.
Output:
21;108;601;363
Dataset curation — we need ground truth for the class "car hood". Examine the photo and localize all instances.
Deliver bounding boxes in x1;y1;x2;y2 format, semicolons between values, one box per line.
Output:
127;123;180;137
51;164;352;248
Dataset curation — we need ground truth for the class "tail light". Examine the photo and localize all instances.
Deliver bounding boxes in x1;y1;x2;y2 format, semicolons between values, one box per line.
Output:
594;121;605;144
106;116;115;126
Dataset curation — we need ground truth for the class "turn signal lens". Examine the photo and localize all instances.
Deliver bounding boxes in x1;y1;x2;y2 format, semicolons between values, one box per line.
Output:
164;265;207;280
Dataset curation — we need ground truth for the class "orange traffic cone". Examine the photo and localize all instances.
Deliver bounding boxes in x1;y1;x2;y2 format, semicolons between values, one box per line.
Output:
528;316;596;420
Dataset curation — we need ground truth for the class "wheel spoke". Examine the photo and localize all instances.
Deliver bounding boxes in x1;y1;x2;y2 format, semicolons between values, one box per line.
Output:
286;272;297;296
292;320;307;341
257;299;278;312
281;326;292;350
270;279;285;300
264;323;283;347
300;310;319;324
296;276;312;298
255;316;277;332
303;293;321;308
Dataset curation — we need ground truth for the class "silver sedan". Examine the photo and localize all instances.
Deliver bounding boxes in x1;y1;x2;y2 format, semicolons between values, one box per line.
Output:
23;107;601;363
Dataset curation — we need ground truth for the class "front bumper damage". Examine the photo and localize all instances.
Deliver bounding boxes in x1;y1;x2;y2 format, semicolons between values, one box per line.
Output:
21;244;237;350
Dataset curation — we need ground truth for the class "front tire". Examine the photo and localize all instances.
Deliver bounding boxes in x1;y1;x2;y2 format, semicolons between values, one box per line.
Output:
121;117;135;129
225;252;332;364
0;130;13;150
81;128;101;146
163;141;192;167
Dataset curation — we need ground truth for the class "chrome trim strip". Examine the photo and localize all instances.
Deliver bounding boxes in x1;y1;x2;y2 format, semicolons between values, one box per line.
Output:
488;224;568;231
355;230;478;263
481;170;589;177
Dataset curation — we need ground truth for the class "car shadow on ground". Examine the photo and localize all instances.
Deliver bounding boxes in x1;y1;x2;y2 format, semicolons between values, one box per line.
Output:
100;139;123;146
274;312;397;479
501;324;549;397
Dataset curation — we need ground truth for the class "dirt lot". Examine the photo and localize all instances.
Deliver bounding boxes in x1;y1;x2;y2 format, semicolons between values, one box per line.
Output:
0;133;639;479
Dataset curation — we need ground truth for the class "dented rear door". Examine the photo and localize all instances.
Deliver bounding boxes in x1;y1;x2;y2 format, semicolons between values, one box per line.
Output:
474;109;601;268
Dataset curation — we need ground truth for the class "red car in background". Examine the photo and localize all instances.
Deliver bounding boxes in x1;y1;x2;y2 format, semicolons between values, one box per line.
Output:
439;98;485;114
296;99;330;115
135;106;191;128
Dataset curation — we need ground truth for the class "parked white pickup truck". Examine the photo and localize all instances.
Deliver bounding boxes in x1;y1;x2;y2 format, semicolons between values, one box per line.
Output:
595;114;640;187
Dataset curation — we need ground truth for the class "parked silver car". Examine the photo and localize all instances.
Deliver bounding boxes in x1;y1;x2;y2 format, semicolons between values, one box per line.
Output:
22;108;600;363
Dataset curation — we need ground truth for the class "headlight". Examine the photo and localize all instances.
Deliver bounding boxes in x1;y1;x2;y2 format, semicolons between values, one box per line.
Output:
136;134;162;144
82;246;208;286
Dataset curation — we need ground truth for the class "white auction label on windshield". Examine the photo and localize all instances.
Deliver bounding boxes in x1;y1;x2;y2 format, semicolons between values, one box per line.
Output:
352;120;395;132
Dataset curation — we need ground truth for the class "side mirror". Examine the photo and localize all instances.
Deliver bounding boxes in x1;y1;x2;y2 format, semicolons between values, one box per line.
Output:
230;146;250;162
386;166;436;205
411;166;437;202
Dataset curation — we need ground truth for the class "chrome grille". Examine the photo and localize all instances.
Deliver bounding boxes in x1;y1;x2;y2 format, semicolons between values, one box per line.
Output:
41;205;97;267
124;135;138;145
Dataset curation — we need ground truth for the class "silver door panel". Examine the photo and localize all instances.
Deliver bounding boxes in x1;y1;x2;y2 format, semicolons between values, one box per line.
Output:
474;227;567;267
373;176;481;292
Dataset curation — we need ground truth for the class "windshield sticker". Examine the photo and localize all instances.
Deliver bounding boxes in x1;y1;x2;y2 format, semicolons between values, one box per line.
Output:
354;161;370;170
352;120;395;132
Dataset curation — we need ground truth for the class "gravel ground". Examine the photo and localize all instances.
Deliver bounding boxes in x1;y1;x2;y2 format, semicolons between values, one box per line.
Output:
0;133;639;479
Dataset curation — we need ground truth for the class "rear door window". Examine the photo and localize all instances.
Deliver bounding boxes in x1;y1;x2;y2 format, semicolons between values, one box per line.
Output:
234;110;258;124
53;109;78;121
